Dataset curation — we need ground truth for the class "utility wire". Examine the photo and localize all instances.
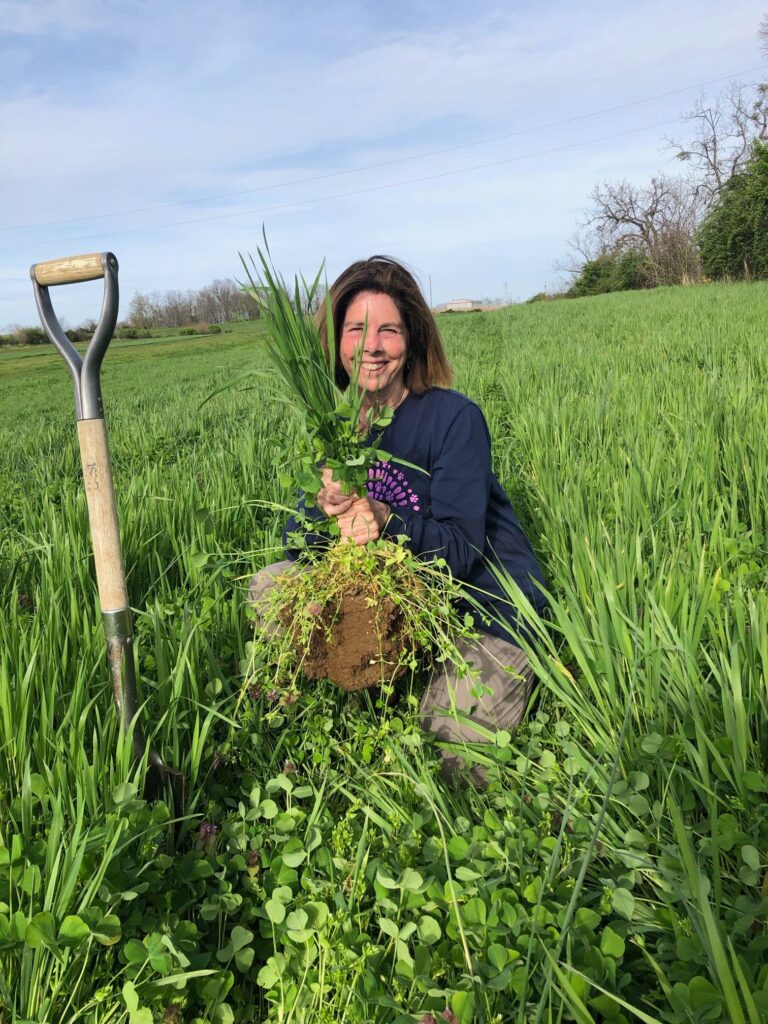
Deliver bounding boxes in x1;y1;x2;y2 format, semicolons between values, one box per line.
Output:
2;64;765;234
0;117;687;253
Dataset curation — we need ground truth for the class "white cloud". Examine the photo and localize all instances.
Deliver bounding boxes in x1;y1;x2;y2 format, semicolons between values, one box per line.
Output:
1;0;765;326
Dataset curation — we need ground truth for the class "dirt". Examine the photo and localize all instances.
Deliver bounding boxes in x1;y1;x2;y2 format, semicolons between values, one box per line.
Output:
297;585;412;692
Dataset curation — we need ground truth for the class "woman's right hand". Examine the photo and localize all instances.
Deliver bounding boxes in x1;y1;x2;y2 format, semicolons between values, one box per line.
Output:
317;466;357;518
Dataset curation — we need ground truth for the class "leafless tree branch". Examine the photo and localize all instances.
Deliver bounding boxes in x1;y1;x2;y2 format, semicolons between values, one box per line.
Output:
664;82;768;202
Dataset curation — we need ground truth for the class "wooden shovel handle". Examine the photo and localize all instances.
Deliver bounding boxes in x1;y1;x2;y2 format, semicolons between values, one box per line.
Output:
33;253;106;286
77;418;129;612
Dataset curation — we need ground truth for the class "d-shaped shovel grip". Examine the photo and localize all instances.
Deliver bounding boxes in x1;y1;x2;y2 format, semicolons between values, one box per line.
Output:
30;251;119;420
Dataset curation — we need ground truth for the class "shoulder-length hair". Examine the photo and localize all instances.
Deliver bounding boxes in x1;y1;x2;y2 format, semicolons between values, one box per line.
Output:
318;256;453;394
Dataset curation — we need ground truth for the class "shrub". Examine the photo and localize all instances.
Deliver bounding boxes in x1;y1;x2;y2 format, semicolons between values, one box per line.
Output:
12;326;48;346
569;249;654;297
697;140;768;280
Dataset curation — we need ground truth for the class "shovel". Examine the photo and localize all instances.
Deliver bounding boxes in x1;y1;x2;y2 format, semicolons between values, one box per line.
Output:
30;251;184;809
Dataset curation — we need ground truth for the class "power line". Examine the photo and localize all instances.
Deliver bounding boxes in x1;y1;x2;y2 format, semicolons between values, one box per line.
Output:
2;64;765;234
0;117;686;253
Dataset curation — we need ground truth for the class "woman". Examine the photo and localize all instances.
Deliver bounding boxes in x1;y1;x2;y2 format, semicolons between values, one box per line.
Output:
251;256;548;776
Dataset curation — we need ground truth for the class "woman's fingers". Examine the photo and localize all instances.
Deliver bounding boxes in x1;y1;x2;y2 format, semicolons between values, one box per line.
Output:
318;467;359;516
337;498;381;544
317;490;355;516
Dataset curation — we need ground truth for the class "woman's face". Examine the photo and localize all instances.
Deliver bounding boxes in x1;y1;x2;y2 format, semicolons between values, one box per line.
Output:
339;291;408;402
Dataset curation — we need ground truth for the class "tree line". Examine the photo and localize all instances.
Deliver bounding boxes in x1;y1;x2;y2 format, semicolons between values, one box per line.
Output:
127;277;260;328
563;15;768;297
0;278;261;346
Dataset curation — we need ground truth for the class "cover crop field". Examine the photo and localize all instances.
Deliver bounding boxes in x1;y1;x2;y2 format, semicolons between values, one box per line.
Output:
1;282;768;1023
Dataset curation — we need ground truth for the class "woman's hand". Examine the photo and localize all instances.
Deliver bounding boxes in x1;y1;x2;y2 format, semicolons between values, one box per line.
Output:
317;466;357;517
337;496;390;545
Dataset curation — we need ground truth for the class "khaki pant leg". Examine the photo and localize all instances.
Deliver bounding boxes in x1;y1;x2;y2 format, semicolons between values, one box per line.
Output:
248;559;303;636
420;632;534;778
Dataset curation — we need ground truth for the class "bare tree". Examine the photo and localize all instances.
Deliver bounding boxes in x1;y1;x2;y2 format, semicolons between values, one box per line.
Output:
554;227;602;278
128;292;159;329
760;13;768;57
578;174;702;285
128;278;261;329
664;82;768;202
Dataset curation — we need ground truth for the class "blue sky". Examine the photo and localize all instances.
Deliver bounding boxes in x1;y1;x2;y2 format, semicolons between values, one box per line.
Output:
1;0;765;329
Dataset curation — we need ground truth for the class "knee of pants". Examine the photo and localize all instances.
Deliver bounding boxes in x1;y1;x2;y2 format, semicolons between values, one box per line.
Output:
248;559;297;608
419;636;534;743
247;560;301;638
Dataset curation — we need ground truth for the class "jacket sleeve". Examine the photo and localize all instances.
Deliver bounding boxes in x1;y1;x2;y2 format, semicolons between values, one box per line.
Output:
381;403;491;579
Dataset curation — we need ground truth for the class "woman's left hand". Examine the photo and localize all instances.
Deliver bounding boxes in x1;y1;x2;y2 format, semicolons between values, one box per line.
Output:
337;496;389;545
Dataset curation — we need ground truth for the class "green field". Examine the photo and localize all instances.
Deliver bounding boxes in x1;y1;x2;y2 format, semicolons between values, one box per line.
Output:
2;283;768;1023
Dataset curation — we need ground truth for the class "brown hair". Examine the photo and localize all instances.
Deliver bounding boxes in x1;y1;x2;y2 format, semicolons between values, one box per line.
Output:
318;256;453;394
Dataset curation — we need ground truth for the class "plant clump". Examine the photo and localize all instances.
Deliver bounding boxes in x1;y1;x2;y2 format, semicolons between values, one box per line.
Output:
246;541;479;696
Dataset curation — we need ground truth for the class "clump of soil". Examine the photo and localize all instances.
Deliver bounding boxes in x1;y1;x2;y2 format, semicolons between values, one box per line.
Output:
253;541;471;697
300;585;411;692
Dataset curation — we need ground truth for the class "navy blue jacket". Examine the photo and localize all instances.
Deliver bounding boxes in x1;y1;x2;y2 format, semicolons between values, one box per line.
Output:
284;388;548;641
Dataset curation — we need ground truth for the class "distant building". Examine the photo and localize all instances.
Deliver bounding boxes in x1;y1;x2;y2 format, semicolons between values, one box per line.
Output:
441;299;483;312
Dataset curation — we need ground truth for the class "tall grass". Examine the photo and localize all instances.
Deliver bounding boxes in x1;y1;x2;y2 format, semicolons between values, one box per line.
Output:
1;284;767;1021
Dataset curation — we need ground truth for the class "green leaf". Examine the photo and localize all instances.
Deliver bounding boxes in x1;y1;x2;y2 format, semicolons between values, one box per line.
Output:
463;897;487;926
447;836;469;860
601;926;625;959
285;909;308;931
455;865;482;881
376;869;399;889
122;980;139;1013
640;732;663;754
198;970;234;1002
487;943;508;970
257;959;281;989
259;799;279;819
230;925;253;953
575;907;601;931
417;915;441;945
265;899;286;924
235;947;255;971
611;887;635;920
451;989;476;1024
281;839;306;868
123;938;148;964
399;867;424;892
25;912;58;953
130;1010;153;1024
112;782;138;806
58;915;89;947
523;876;542;904
741;845;761;871
742;771;768;792
630;770;650;791
378;917;400;939
305;901;329;930
90;914;121;946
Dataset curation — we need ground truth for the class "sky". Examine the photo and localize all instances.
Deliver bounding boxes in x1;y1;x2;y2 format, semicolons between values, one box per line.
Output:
1;0;766;330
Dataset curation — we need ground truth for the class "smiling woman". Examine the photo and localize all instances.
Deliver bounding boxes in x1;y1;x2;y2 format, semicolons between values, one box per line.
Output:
250;255;548;777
